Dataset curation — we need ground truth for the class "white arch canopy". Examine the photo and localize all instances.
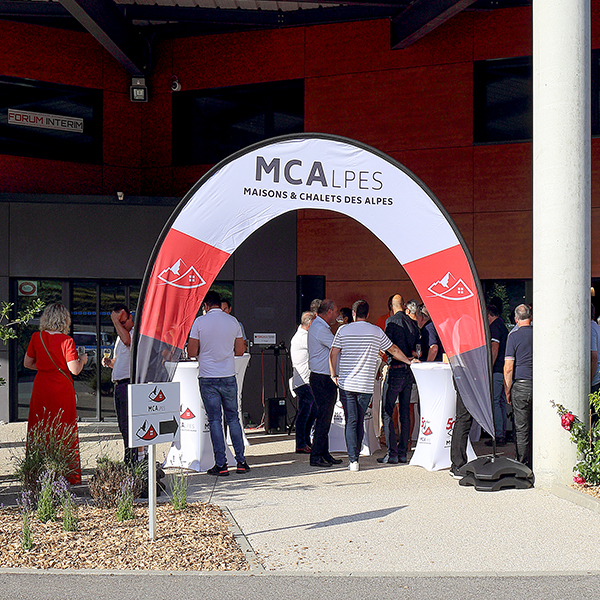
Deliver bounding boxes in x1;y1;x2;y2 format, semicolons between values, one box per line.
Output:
133;134;494;435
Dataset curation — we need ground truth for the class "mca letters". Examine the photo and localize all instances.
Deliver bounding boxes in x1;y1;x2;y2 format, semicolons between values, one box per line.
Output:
256;156;384;191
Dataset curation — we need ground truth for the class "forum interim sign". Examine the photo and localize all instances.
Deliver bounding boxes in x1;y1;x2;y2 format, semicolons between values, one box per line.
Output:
8;109;84;133
133;133;495;437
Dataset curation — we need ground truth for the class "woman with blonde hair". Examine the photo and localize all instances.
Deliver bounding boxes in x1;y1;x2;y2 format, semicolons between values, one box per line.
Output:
24;303;87;485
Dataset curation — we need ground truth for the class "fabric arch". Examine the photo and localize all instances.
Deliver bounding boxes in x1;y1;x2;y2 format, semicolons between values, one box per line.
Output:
133;134;494;436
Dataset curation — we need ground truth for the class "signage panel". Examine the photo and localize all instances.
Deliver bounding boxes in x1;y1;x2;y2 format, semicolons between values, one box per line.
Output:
128;382;180;446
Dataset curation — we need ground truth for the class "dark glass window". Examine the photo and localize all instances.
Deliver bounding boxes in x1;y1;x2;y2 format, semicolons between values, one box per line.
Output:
0;76;102;163
475;52;600;143
474;56;532;143
173;79;304;165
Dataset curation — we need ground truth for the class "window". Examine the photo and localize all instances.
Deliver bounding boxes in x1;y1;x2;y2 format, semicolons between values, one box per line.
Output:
173;79;304;165
0;76;102;163
474;56;533;143
475;52;600;143
482;279;532;328
11;279;139;422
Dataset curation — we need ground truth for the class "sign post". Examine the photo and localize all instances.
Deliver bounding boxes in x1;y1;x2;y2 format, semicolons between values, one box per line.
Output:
128;382;180;540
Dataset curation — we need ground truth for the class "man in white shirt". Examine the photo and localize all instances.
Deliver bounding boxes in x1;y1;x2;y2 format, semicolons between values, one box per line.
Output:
187;291;249;476
290;311;317;453
330;300;415;471
102;304;137;465
308;299;343;468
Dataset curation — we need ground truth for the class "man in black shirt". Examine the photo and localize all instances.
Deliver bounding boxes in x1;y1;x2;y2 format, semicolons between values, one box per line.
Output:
378;294;419;464
504;304;533;469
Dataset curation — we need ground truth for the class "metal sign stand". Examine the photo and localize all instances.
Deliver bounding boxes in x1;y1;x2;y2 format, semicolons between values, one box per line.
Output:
148;444;156;540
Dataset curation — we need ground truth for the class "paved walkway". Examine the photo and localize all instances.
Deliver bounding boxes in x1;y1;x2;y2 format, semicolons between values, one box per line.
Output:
2;422;600;575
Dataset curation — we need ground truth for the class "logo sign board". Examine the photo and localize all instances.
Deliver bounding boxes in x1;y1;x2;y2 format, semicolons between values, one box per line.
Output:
253;333;276;345
128;382;180;447
8;109;84;133
18;280;38;297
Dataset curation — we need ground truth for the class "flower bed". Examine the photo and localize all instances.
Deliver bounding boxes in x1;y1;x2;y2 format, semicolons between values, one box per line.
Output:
0;501;250;571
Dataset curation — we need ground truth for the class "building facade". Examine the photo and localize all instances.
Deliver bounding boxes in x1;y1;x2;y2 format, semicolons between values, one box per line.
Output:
0;5;597;424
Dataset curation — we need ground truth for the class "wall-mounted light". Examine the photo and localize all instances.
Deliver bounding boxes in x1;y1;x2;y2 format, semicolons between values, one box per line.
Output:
130;77;148;102
171;76;181;92
117;191;124;201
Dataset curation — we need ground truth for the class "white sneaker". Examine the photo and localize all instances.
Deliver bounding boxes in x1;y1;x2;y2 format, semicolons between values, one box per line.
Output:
349;461;359;472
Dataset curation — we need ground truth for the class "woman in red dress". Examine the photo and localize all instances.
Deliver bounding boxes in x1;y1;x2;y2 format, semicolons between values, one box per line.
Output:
24;303;88;485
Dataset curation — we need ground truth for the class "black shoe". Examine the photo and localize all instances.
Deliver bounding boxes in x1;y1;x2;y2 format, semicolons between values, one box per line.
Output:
207;464;229;476
236;461;250;474
325;455;343;465
449;466;463;480
398;455;408;463
377;454;399;464
310;457;333;468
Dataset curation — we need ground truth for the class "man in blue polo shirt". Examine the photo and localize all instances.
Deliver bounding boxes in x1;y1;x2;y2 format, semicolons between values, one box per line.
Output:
308;298;342;468
504;304;533;469
487;304;509;446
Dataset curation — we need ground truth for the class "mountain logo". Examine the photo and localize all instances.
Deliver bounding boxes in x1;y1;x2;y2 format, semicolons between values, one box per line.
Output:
422;426;433;436
180;407;195;420
148;387;166;402
427;271;474;301
157;259;206;289
136;420;158;441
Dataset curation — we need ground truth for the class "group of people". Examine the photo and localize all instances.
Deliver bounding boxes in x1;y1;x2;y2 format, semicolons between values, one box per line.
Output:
290;294;447;471
23;292;538;486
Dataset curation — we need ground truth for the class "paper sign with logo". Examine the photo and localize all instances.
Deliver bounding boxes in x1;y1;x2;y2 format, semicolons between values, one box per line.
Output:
128;382;180;447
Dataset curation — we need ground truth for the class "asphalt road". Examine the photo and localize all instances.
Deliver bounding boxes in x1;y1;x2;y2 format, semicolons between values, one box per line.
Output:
1;572;600;600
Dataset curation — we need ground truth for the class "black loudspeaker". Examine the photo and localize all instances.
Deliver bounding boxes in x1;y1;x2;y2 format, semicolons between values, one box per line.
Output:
297;275;326;322
264;397;287;433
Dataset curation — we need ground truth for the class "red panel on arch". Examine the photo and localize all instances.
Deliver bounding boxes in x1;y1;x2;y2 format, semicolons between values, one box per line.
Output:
140;228;230;348
404;244;486;357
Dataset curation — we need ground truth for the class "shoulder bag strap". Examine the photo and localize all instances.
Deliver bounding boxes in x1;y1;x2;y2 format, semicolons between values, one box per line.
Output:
39;331;73;384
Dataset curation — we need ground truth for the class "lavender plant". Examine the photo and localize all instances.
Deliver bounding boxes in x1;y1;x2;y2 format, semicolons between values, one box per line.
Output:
36;469;58;523
116;475;136;522
53;475;78;532
16;490;33;551
170;469;188;511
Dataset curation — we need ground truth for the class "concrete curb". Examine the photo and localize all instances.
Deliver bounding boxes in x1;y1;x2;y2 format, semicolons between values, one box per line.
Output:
551;482;600;514
220;505;264;573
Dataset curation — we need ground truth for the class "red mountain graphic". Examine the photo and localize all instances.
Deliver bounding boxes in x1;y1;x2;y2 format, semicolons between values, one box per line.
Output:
157;259;206;289
427;271;474;301
148;387;166;402
181;407;195;420
136;421;158;441
423;426;433;436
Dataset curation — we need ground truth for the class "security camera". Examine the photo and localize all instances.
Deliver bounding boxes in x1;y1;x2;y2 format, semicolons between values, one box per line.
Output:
171;77;181;92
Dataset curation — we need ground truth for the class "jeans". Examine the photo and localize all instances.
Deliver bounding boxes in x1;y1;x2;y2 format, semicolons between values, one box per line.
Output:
309;372;337;459
382;367;413;460
295;384;317;449
114;379;138;465
200;376;245;467
339;389;372;462
492;371;507;439
511;379;533;470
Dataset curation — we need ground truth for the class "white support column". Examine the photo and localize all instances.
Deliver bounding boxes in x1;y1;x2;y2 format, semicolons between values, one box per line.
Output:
532;0;591;488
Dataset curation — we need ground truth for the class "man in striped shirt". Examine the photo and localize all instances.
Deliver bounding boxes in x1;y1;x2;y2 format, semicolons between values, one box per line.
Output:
329;299;415;471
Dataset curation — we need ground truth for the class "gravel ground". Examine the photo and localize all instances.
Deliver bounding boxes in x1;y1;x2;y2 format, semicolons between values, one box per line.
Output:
0;501;250;571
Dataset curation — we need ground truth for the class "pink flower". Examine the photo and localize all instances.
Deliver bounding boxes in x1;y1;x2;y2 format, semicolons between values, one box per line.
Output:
561;412;575;431
574;475;586;485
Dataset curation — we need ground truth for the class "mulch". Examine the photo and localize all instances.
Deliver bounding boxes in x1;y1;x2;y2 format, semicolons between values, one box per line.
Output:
0;501;250;571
